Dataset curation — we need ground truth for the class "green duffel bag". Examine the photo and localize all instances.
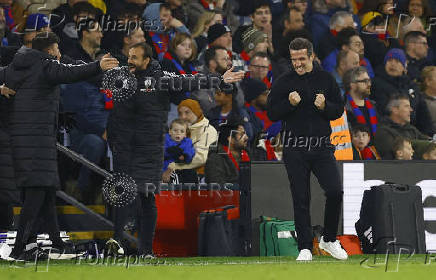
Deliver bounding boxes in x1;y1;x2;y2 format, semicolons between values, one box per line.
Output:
259;216;299;257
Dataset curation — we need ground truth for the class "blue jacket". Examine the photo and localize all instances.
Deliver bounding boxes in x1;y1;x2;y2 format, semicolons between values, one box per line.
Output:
322;49;375;78
60;81;109;136
163;133;196;171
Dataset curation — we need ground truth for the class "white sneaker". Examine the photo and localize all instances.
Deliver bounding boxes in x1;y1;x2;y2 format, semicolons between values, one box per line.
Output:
296;249;312;261
319;236;348;260
106;238;125;255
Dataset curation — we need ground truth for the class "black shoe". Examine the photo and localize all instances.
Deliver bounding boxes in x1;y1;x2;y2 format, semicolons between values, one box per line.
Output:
46;241;85;260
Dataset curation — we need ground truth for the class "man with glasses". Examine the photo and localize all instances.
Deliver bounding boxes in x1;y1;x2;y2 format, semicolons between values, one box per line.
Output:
404;31;431;82
343;66;378;138
247;52;272;88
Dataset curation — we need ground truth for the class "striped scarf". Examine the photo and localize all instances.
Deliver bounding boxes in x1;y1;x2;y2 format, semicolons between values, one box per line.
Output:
163;52;198;97
149;31;173;60
244;102;273;130
222;145;250;171
346;93;377;136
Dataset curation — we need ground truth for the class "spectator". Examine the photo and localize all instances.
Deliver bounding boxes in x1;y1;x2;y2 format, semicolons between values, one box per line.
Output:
192;46;228;112
273;7;309;57
330;49;360;95
421;142;436;160
160;33;198;125
247;52;273;88
343;66;378;137
197;23;245;72
207;84;263;143
51;0;88;35
164;0;188;25
351;124;380;160
372;48;434;136
322;27;374;78
358;0;395;17
286;0;309;22
143;2;190;60
401;0;433;32
191;11;223;53
21;13;51;48
310;0;356;50
162;118;197;184
164;99;218;182
374;94;430;159
60;20;108;203
100;3;143;53
186;0;226;31
421;66;436;134
404;31;431;82
110;26;146;67
205;119;250;185
393;137;414;160
54;2;99;55
360;11;401;69
64;19;103;62
317;10;357;61
240;27;269;65
233;0;273;54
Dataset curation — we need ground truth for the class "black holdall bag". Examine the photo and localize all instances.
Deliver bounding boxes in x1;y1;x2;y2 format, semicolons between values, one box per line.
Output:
355;183;426;254
197;205;242;256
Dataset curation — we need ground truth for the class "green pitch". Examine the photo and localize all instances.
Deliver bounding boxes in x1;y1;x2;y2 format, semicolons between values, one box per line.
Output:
1;255;436;279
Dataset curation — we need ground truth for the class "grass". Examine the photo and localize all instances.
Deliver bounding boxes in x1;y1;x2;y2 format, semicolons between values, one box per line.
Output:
1;255;436;279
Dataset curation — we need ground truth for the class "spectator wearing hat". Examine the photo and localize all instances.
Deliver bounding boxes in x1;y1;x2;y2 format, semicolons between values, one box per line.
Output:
197;23;245;72
22;13;50;48
207;84;262;143
240;27;268;66
359;11;401;69
163;99;218;182
233;0;273;55
372;48;434;136
242;77;281;135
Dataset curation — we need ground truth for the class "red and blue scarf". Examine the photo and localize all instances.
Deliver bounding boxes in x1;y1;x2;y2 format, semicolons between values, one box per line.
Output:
101;89;113;110
222;145;250;171
149;31;175;60
244;102;273;130
163;52;198;97
346;93;377;136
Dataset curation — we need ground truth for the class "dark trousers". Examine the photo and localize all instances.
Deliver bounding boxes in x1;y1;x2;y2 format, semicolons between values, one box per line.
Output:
11;187;63;255
70;129;106;190
0;190;18;230
282;149;343;251
114;193;157;255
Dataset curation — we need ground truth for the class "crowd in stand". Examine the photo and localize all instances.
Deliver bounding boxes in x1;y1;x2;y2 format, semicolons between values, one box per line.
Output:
1;0;436;204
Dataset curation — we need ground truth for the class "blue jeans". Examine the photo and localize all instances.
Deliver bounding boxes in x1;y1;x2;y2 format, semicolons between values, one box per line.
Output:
70;129;106;190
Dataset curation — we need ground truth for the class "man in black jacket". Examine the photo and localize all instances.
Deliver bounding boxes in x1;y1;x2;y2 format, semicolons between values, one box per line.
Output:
267;38;347;261
107;42;244;256
4;32;119;260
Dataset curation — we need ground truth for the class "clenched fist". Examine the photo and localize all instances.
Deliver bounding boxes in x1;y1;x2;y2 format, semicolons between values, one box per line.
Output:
314;93;326;110
288;91;301;106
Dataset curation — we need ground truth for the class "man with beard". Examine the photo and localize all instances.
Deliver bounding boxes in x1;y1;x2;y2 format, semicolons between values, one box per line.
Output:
205;119;250;185
343;66;379;139
192;46;244;113
107;42;244;256
267;38;347;261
